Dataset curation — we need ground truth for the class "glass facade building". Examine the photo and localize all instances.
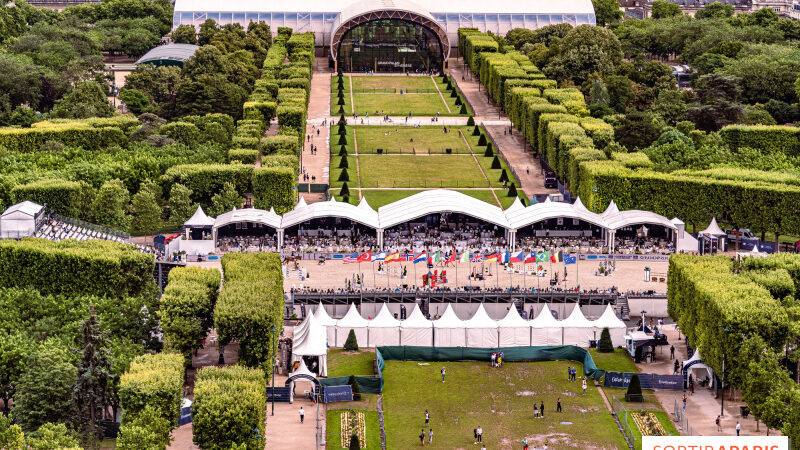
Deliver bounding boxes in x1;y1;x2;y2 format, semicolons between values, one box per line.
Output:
336;19;444;72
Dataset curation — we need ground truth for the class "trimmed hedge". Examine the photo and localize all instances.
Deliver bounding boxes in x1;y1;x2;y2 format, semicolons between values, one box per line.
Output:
0;239;157;299
119;352;184;425
161;164;254;206
192;366;267;450
160;122;200;147
260;154;299;176
0;123;126;153
252;167;295;214
228;149;259;164
10;179;83;217
159;267;221;365
719;125;800;156
216;253;284;370
261;135;298;155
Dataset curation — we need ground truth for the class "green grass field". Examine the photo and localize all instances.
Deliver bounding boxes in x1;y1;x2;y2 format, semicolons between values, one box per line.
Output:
351;126;471;154
358;155;488;188
331;75;470;116
382;360;629;449
328;349;376;377
588;348;639;373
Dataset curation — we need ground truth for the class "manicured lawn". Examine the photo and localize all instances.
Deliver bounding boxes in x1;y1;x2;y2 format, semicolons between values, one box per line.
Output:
620;410;680;449
353;126;471;154
331;92;353;115
331;75;470;116
382;360;629;449
351;93;451;116
589;348;638;374
358;155;487;188
328;348;376;377
475;152;521;189
351;75;438;92
326;410;382;450
329;155;357;190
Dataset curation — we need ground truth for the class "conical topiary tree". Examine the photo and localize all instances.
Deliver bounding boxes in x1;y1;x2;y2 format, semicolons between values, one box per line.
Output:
348;433;360;450
507;183;518;197
472;127;481;136
491;155;501;169
338;114;346;126
339;155;349;168
338;106;345;114
338;124;347;135
455;97;462;106
478;134;487;146
450;89;458;98
460;104;467;114
625;374;644;402
338;146;348;156
337;68;343;77
467;116;475;126
598;327;614;353
484;143;494;157
340;182;350;197
499;168;509;182
348;375;362;401
338;97;345;106
344;329;359;351
338;134;348;145
338;168;350;182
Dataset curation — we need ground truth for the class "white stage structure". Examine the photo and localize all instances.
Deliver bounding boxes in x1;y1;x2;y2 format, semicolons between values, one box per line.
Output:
464;303;499;347
291;312;328;376
399;305;433;346
367;303;401;346
313;302;338;347
591;305;626;347
336;303;369;347
530;305;562;345
433;304;467;347
497;305;532;347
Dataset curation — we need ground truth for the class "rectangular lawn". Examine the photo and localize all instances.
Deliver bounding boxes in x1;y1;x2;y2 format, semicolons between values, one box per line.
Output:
353;126;471;154
350;75;439;93
357;155;488;188
351;93;451;117
382;360;628;449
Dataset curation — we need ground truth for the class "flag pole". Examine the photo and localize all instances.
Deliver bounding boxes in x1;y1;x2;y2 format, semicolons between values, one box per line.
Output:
372;260;376;289
414;258;418;289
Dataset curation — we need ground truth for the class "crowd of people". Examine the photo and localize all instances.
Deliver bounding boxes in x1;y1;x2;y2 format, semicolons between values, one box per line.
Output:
216;235;278;252
382;220;507;254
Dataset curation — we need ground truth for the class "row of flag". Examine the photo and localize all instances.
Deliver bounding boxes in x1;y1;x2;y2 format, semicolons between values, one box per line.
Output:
343;250;578;265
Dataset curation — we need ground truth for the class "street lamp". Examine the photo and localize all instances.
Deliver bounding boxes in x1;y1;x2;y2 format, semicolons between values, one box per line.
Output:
271;324;278;416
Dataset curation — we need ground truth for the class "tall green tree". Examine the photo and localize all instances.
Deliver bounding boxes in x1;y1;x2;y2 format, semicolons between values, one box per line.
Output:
51;82;115;119
0;332;34;415
73;306;113;446
12;341;77;432
168;183;196;225
651;0;682;18
197;19;218;46
131;189;162;235
172;24;197;44
0;414;24;449
544;25;623;85
118;88;150;115
695;2;735;19
592;0;623;26
208;182;242;216
91;179;130;230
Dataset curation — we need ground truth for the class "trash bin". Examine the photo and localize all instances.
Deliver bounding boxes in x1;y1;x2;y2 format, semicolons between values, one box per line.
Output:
740;406;750;418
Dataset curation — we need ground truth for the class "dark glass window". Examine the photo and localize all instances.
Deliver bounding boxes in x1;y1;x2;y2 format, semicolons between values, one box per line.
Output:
337;19;444;73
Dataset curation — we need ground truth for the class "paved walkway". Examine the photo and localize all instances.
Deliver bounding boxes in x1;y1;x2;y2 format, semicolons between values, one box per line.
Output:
264;374;323;450
640;325;779;437
301;59;333;203
447;62;500;118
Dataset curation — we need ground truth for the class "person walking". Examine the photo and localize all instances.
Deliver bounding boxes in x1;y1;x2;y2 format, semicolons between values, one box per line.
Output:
556;397;562;412
540;401;545;418
429;428;433;444
567;366;572;381
670;345;675;359
419;429;425;445
673;359;680;375
441;366;446;383
425;410;430;426
582;377;587;395
521;438;529;450
736;421;741;436
682;394;687;411
477;426;483;443
299;406;305;424
716;415;722;432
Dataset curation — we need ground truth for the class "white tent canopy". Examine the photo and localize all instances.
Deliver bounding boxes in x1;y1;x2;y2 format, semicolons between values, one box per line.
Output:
682;348;714;386
530;305;562;345
367;303;401;346
335;303;369;347
377;190;510;230
464;303;499;348
282;196;379;229
700;217;726;236
314;302;338;347
1;201;43;238
432;303;466;347
291;313;328;376
560;305;594;346
399;305;433;346
591;305;626;347
183;205;215;229
497;305;531;347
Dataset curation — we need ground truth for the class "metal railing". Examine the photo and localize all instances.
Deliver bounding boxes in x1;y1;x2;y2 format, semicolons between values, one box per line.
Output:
611;394;677;449
673;396;695;436
52;213;131;242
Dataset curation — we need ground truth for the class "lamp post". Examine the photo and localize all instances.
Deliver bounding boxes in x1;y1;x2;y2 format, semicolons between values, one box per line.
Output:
271;324;278;416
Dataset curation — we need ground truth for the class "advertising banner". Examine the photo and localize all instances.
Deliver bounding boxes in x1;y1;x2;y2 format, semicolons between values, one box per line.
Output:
604;372;683;390
642;436;788;450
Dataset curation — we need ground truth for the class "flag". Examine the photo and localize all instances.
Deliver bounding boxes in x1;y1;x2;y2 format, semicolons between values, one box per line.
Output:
431;251;442;263
524;252;537;263
342;253;359;263
412;252;427;264
502;251;510;263
564;254;577;265
445;251;456;265
510;251;525;263
470;253;484;262
536;251;549;262
371;251;386;262
404;252;414;261
356;251;371;263
459;250;470;263
385;252;401;263
550;251;563;263
485;253;501;263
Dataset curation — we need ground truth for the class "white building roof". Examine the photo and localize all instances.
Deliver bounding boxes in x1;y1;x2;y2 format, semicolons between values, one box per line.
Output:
213;207;282;230
399;305;432;328
1;201;43;218
281;196;379;229
432;303;465;328
505;199;607;230
463;303;498;329
604;209;677;232
367;303;401;327
337;303;369;328
497;306;530;327
377;190;509;229
184;205;215;228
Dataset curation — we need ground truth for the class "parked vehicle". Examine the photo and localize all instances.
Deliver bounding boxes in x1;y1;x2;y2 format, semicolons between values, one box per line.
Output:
726;228;757;242
544;171;557;189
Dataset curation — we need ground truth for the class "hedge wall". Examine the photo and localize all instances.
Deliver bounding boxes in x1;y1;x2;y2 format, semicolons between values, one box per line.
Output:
0;239;157;299
119;352;184;425
192;366;267;450
261;135;297;155
159;267;221;365
719;125;800;156
0;123;127;153
10;179;83;217
252;167;296;215
260;154;299;176
215;253;284;370
228;149;259;164
161;164;254;206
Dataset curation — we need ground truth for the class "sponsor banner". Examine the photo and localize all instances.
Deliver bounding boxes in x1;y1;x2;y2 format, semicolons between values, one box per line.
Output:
604;372;683;390
642;436;789;450
323;385;354;403
266;387;292;403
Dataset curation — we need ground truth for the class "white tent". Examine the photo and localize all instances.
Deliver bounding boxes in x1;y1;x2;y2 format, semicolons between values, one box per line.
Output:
464;303;499;348
313;302;338;347
530;305;562;345
433;304;466;347
560;306;594;347
700;217;726;236
1;201;43;238
183;205;215;229
335;303;369;348
399;305;433;346
367;303;401;346
288;359;318;401
497;306;531;347
591;305;627;347
291;313;328;376
682;348;714;387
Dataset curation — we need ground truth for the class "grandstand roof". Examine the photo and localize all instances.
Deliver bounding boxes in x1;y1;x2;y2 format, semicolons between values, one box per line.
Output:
136;44;199;67
281;196;380;229
377;190;509;230
1;201;43;218
603;209;677;232
505;199;607;230
212;207;282;230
